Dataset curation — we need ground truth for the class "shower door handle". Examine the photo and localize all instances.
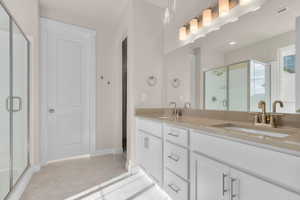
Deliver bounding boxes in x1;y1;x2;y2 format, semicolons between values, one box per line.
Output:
48;108;55;114
6;96;22;112
6;97;10;112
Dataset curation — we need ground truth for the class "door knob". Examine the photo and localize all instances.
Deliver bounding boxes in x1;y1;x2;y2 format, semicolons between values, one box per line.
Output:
49;108;55;113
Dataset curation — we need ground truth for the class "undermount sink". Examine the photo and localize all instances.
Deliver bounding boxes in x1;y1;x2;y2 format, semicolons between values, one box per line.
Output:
159;116;170;119
214;123;289;138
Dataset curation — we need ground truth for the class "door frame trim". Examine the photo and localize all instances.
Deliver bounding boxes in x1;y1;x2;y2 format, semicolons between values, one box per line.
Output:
40;18;96;165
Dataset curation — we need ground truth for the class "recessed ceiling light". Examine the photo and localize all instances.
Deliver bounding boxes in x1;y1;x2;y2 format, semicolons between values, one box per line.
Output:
229;41;236;45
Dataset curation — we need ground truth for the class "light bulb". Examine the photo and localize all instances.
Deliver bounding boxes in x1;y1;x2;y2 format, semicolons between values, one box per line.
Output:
240;0;251;6
179;26;187;41
202;9;212;26
190;18;198;34
219;0;230;17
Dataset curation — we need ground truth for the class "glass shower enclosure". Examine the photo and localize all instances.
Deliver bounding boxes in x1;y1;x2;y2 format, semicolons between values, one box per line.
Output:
0;2;30;200
204;60;270;112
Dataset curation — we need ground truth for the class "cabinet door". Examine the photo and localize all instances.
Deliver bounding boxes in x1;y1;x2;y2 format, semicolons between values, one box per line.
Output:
136;131;147;170
137;131;163;185
230;169;300;200
147;134;163;185
191;153;230;200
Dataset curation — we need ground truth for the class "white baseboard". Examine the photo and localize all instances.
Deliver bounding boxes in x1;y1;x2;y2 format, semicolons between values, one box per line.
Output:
7;165;40;200
32;165;41;173
126;159;139;173
47;154;91;164
92;148;124;157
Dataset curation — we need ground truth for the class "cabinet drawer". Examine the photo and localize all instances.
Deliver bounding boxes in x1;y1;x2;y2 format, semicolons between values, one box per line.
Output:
165;142;188;179
165;125;188;147
165;169;188;200
191;130;300;192
137;118;162;138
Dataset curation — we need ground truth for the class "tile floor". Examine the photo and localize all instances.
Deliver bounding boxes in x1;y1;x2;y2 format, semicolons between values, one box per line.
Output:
21;154;127;200
66;171;171;200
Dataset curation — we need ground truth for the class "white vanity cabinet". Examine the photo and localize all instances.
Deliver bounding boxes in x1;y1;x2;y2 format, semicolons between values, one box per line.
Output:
190;153;230;200
136;118;163;185
164;125;189;200
190;130;300;200
135;118;300;200
230;169;300;200
190;152;300;200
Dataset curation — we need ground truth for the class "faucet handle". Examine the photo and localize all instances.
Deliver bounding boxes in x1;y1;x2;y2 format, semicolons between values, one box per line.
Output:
169;102;177;107
184;102;191;109
254;113;260;124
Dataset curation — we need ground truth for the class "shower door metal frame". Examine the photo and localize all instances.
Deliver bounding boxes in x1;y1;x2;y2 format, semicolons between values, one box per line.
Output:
0;1;31;199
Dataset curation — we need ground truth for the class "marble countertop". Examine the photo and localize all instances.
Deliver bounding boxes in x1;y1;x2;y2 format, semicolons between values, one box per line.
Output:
136;113;300;157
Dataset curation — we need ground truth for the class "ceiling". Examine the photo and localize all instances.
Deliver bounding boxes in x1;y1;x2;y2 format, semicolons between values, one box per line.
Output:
39;0;129;30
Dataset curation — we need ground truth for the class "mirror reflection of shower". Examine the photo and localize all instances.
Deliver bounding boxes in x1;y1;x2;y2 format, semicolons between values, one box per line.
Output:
204;60;271;112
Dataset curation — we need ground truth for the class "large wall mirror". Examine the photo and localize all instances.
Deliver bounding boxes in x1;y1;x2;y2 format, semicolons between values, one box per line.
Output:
197;0;300;114
0;2;30;200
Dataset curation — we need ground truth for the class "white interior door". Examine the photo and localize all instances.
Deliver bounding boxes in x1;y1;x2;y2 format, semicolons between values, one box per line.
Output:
41;19;95;163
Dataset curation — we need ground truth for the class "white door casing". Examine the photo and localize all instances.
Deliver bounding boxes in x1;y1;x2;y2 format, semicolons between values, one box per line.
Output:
41;18;96;163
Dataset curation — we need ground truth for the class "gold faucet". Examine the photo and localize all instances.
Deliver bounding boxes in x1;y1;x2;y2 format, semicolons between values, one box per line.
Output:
254;100;284;128
169;102;182;120
258;101;267;124
272;100;283;113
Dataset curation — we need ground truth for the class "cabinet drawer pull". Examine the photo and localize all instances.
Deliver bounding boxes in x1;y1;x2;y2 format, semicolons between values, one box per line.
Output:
168;183;180;193
168;154;180;162
168;132;179;137
222;173;228;196
230;178;239;200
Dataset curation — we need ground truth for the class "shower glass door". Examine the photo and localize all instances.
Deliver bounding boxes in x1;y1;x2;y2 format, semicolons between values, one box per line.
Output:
204;67;228;110
0;2;30;199
12;21;29;185
0;5;10;200
228;62;249;111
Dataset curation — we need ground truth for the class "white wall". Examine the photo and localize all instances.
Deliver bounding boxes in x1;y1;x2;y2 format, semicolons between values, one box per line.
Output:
163;46;194;107
225;31;295;65
2;0;40;165
131;0;164;108
91;0;164;167
127;0;164;165
97;7;129;154
201;47;225;70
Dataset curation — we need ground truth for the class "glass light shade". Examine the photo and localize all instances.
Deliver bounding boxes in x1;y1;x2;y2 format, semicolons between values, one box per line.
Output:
240;0;251;6
179;26;187;41
219;0;230;17
190;19;198;34
202;9;212;26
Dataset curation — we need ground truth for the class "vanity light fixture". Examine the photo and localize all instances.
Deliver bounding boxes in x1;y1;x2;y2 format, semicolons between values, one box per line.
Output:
240;0;252;6
179;26;188;41
227;17;239;23
202;8;212;26
219;0;230;17
178;0;265;42
190;18;199;34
